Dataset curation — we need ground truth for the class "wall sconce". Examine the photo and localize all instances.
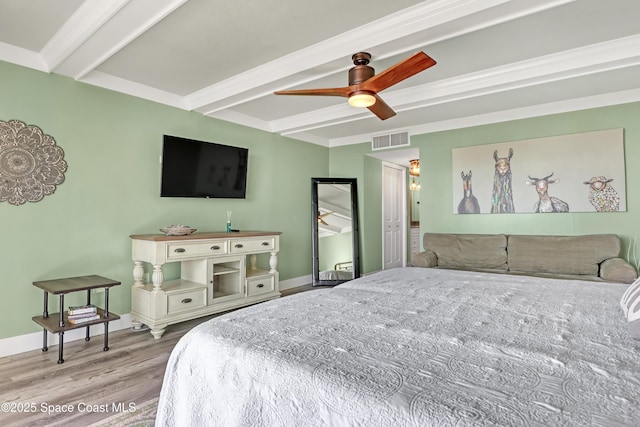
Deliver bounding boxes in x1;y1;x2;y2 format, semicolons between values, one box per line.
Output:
410;178;421;191
409;159;420;177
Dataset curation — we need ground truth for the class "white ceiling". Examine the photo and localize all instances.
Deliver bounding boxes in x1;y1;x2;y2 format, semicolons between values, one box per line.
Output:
2;0;640;150
318;183;353;238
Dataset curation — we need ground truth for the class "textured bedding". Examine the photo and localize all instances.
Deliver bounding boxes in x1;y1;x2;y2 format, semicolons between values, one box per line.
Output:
156;267;640;426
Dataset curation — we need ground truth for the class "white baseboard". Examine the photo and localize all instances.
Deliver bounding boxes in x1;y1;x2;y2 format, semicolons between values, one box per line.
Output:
1;275;313;358
279;274;312;291
0;314;134;359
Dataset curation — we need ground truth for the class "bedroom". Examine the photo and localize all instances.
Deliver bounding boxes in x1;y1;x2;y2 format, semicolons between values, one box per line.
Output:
1;1;640;425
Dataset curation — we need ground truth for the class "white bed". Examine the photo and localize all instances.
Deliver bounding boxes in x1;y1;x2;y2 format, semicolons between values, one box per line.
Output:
319;261;353;281
156;267;640;426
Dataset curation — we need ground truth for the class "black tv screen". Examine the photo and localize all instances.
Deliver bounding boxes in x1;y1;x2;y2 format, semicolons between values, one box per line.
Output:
161;135;248;198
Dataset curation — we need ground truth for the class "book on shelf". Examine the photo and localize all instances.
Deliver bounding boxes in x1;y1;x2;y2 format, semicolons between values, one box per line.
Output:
67;304;97;316
68;314;101;324
67;311;100;320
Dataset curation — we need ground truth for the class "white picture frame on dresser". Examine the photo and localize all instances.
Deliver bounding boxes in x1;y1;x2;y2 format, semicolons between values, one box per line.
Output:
129;231;281;338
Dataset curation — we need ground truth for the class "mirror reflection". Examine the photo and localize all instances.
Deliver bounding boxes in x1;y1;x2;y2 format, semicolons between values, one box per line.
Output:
409;159;420;226
410;178;420;226
312;178;360;286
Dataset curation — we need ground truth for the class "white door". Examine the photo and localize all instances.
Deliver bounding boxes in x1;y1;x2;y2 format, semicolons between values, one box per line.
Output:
382;162;406;269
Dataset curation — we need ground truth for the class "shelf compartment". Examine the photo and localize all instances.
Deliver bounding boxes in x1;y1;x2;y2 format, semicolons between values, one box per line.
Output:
32;308;120;333
208;257;244;305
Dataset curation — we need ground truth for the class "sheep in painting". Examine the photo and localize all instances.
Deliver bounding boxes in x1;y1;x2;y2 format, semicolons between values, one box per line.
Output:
491;148;515;213
457;171;480;214
583;176;620;211
526;173;569;213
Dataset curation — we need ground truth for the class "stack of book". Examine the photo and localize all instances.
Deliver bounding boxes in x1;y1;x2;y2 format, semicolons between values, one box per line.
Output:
67;304;100;324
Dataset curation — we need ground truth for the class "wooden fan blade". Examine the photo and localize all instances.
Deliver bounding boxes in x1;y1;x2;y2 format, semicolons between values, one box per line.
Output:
367;94;396;120
360;52;436;93
274;87;351;97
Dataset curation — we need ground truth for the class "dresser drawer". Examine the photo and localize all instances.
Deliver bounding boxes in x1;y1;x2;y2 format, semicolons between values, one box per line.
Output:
167;288;206;314
246;275;275;296
166;240;227;260
230;237;276;254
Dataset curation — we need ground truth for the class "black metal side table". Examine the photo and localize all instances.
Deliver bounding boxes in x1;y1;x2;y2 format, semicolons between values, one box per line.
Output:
32;275;121;364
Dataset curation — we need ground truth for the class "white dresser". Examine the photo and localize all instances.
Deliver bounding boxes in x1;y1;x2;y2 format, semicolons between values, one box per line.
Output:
130;231;281;338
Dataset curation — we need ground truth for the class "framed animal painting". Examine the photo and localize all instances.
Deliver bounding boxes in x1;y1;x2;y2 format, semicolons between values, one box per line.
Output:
451;128;626;214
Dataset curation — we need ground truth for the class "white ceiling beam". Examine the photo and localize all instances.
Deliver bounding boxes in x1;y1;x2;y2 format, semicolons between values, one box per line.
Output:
0;41;48;72
40;0;131;72
54;0;189;80
270;35;640;136
328;88;640;147
185;0;574;112
79;71;187;109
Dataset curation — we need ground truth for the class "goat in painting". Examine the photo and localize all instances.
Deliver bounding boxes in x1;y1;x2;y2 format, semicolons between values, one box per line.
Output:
526;172;569;213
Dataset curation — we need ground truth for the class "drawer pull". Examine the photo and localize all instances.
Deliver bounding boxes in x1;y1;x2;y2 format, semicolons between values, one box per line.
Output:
235;244;243;248
211;245;221;250
256;283;264;288
174;248;186;253
261;242;269;246
181;298;193;304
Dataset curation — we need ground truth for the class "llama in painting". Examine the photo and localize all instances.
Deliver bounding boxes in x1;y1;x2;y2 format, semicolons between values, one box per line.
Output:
526;172;569;213
458;171;480;214
583;176;620;211
491;148;515;213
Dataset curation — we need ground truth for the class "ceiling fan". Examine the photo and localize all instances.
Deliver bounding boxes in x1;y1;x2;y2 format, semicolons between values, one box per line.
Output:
274;51;436;120
318;211;334;226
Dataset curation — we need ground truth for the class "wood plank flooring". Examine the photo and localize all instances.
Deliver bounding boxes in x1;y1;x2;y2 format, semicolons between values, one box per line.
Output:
0;285;316;427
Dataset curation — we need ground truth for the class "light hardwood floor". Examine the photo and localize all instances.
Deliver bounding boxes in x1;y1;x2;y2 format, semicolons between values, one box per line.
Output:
0;285;315;427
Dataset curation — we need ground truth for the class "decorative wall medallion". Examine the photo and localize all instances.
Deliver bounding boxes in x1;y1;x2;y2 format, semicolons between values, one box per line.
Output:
0;119;67;205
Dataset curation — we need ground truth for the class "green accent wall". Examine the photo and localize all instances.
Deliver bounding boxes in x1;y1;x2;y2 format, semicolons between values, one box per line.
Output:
415;102;640;253
331;101;640;277
2;58;639;341
0;61;328;339
318;232;353;271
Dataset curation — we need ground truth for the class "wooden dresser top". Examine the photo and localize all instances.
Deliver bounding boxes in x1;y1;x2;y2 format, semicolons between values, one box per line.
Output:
130;230;281;242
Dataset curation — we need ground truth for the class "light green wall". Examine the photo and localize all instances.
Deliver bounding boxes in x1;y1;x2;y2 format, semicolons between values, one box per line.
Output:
0;61;328;339
330;101;640;275
329;144;383;273
3;58;639;341
414;102;640;259
318;232;352;271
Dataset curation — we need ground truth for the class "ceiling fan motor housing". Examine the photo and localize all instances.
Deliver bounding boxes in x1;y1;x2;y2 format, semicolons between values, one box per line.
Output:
349;52;375;86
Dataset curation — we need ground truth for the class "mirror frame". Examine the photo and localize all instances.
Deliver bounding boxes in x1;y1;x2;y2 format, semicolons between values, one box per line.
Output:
311;177;361;286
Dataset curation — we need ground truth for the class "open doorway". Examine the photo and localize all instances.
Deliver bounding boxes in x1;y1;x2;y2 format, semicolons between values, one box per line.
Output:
368;148;420;268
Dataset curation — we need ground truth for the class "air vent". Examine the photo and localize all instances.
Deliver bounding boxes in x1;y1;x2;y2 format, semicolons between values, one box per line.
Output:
372;131;409;150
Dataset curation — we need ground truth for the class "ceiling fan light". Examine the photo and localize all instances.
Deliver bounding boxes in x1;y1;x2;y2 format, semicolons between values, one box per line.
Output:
348;92;376;108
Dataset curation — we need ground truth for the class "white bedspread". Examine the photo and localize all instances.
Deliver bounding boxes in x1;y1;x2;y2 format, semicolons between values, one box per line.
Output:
156;268;640;426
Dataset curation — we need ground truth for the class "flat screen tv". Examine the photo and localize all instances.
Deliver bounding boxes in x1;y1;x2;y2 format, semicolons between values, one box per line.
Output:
160;135;248;199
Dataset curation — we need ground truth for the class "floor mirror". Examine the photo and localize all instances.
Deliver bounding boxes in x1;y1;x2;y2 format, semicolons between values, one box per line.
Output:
311;178;361;286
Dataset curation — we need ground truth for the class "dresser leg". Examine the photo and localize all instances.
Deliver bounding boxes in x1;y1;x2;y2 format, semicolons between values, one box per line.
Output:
150;325;167;339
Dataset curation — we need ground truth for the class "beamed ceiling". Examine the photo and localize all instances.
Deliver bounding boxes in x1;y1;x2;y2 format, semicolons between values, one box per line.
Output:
1;0;639;147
